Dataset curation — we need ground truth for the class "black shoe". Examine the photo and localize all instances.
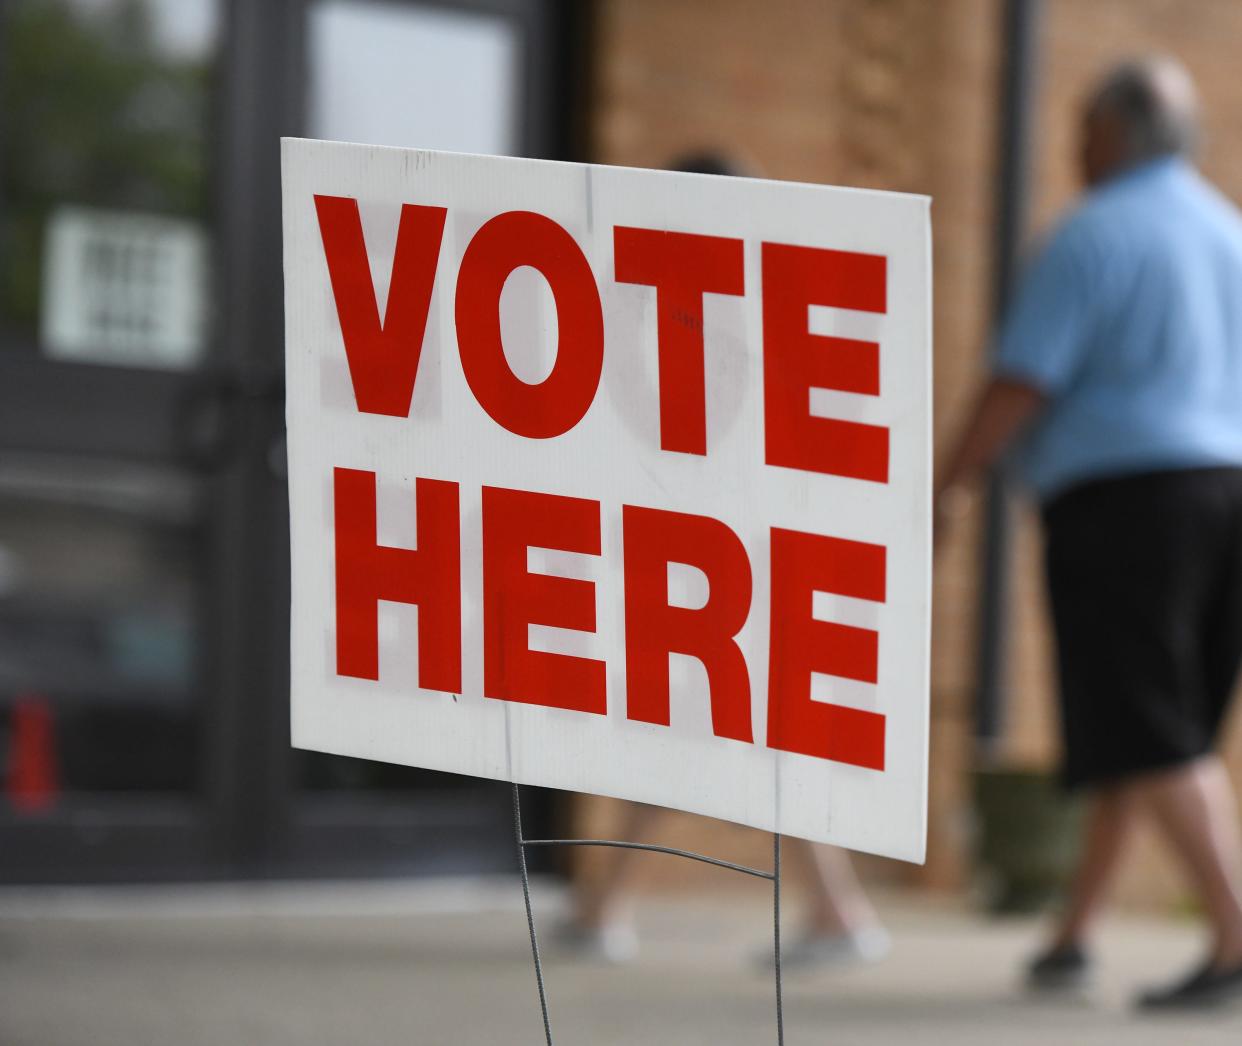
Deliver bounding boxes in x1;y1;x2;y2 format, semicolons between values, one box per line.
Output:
1026;944;1092;991
1137;959;1242;1011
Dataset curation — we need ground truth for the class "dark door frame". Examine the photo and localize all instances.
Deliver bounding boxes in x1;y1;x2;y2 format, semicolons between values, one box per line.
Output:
974;0;1041;753
260;0;591;879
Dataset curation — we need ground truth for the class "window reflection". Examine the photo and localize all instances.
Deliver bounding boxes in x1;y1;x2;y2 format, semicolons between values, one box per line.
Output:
308;0;520;154
0;456;203;803
0;0;217;368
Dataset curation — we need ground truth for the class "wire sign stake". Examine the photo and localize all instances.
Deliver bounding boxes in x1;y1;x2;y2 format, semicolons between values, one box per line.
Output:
512;784;785;1045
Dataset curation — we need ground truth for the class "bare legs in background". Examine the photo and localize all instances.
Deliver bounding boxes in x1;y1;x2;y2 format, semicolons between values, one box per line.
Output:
1136;756;1242;969
568;803;888;967
1037;754;1242;997
795;838;883;937
1048;784;1137;954
571;803;658;940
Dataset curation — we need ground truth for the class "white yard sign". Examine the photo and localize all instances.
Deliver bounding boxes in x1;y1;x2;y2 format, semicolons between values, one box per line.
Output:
282;139;931;861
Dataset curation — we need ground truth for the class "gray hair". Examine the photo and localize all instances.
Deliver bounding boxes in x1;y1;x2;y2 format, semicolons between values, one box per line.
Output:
1088;55;1201;165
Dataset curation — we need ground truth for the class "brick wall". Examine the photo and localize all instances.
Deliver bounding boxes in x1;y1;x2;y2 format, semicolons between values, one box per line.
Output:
575;0;1242;911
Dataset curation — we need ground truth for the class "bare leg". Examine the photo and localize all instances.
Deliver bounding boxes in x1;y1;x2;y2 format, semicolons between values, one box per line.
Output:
575;802;660;929
796;840;882;935
1049;784;1137;952
1134;755;1242;969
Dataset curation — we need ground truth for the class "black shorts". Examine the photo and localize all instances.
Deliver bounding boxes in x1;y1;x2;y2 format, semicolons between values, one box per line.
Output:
1043;467;1242;790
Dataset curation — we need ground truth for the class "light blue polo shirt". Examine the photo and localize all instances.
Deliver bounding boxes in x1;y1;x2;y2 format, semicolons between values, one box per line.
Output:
995;156;1242;501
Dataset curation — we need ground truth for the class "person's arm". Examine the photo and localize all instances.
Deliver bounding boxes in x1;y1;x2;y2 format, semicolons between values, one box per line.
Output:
935;376;1046;544
937;217;1094;543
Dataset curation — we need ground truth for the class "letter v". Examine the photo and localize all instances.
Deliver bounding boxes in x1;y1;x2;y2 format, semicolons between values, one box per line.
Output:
314;195;447;417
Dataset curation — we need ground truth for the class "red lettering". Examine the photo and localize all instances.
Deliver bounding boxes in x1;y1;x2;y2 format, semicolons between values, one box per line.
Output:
622;505;753;742
767;527;886;769
762;242;888;482
334;467;461;691
613;227;745;454
482;486;606;713
456;212;604;439
314;196;446;417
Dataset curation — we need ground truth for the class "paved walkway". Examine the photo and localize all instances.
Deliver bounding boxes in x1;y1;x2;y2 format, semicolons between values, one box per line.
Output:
0;878;1239;1045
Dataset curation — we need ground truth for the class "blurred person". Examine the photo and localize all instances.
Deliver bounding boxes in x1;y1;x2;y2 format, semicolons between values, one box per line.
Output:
559;150;889;970
938;56;1242;1010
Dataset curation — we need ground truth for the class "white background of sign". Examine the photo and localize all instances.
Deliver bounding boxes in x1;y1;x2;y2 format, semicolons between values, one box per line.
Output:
283;139;931;861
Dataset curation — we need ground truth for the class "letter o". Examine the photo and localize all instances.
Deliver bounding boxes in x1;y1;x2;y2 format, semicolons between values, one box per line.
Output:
455;211;604;439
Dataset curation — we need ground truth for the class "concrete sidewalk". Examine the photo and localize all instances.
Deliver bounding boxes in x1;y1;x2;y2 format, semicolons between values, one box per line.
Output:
0;878;1239;1045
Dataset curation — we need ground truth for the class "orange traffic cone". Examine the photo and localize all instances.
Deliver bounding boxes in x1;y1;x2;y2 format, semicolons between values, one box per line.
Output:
6;693;59;813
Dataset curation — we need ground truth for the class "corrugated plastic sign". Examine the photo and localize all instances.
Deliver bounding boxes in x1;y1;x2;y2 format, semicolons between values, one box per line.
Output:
282;138;931;861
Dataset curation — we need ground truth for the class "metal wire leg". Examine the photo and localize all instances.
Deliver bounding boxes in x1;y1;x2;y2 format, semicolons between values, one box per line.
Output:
512;784;553;1045
773;833;784;1046
511;787;786;1044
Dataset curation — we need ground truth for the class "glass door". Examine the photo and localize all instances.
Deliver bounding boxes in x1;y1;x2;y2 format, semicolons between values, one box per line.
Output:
0;0;580;884
277;0;573;877
0;0;232;881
